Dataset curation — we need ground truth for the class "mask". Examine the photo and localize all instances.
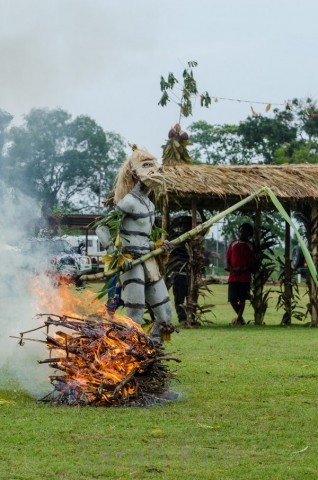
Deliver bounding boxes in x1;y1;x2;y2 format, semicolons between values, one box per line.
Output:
132;156;164;188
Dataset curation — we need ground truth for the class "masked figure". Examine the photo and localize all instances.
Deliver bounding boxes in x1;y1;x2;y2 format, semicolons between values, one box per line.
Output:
108;147;173;344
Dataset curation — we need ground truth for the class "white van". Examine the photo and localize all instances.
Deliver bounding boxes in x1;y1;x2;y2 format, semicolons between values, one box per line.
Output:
62;235;106;260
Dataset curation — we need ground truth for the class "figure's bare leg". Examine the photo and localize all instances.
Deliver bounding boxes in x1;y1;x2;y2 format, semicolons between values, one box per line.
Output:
120;265;145;324
146;278;173;344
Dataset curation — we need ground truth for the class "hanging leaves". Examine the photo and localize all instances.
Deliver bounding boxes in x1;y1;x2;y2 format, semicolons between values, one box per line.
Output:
158;91;170;107
200;92;212;108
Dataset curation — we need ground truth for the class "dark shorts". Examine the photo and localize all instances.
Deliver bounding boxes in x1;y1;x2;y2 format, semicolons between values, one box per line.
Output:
228;282;251;303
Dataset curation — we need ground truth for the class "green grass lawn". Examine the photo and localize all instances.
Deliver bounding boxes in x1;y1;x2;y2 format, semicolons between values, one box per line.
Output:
1;283;318;480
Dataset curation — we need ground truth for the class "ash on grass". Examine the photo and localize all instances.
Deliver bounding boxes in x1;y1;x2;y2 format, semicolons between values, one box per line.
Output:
18;314;179;407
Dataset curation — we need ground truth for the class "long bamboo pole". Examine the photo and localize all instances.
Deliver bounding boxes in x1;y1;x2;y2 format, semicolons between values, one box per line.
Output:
80;187;268;281
80;186;318;288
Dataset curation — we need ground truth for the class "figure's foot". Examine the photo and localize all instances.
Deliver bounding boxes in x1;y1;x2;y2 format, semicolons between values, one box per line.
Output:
150;336;163;348
149;321;176;344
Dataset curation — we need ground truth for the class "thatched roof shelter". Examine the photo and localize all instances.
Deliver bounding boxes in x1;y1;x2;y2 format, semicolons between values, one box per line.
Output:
51;162;318;326
162;164;318;212
160;162;318;326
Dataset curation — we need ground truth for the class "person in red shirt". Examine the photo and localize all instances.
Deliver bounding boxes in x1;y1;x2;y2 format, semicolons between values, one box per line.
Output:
225;223;255;325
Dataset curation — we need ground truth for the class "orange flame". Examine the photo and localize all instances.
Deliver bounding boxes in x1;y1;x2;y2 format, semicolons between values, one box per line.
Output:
30;276;156;405
30;276;105;317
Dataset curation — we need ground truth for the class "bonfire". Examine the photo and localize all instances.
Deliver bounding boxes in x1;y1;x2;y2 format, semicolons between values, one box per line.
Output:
14;280;179;407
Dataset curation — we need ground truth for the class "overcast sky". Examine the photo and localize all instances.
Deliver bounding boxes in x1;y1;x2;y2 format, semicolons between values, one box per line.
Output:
1;0;317;158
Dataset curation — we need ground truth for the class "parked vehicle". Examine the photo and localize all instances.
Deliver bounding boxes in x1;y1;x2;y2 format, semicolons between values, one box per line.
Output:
62;234;106;258
20;238;92;283
62;234;106;272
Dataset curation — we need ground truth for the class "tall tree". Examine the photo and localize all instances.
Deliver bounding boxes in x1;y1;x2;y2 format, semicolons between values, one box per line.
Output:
188;120;254;165
237;108;297;164
3;108;126;215
237;98;318;164
273;98;318;164
188;97;318;165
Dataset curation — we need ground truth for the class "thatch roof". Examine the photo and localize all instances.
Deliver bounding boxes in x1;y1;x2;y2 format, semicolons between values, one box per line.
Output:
162;163;318;211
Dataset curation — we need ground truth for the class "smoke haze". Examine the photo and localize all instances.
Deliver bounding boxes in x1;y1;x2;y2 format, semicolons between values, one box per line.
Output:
0;182;52;397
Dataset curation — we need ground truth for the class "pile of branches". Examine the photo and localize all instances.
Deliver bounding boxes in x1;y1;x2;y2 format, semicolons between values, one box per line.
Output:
19;314;179;407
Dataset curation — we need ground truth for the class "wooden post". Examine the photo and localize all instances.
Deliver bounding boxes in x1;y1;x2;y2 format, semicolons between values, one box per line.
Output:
252;206;264;325
281;209;292;325
191;197;197;228
309;204;318;325
186;197;199;324
161;196;169;240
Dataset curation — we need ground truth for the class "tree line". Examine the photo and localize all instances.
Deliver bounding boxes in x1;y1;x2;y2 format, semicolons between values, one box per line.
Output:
189;97;318;165
0;108;126;216
1;97;318;216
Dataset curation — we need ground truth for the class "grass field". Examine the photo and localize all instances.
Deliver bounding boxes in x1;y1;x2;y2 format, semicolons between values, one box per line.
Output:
1;283;318;480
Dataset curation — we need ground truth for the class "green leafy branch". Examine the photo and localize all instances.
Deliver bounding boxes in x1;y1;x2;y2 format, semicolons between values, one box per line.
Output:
150;224;167;243
93;209;125;245
158;61;211;122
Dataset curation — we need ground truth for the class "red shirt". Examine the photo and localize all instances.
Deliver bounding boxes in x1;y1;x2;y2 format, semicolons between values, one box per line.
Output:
226;239;254;282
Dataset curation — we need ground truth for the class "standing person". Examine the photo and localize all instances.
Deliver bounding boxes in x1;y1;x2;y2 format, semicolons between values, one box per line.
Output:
225;223;255;325
166;216;207;327
111;146;174;345
168;216;192;325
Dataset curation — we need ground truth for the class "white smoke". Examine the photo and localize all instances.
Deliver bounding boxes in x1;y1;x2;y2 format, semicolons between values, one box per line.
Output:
0;182;56;398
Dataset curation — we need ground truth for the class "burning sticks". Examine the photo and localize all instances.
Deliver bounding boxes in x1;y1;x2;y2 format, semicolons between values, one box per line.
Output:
16;313;179;407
